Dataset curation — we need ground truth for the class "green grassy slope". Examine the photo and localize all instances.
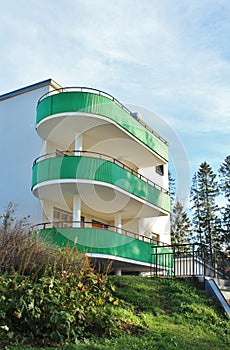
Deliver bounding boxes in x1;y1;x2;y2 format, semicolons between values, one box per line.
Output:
9;276;230;350
106;276;230;350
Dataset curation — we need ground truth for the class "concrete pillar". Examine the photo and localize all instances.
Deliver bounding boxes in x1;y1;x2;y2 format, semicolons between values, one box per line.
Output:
115;268;122;276
73;194;81;227
75;134;82;156
115;211;122;234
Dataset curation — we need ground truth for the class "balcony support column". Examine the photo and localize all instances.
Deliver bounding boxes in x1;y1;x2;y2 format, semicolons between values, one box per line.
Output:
73;194;81;228
75;134;82;156
115;268;122;276
115;211;122;234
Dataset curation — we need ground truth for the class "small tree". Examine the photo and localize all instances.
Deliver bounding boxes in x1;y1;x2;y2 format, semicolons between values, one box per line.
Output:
171;200;191;247
190;162;221;251
0;202;30;233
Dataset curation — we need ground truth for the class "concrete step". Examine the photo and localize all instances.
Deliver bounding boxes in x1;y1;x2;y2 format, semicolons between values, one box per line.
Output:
205;277;230;305
219;287;230;305
214;278;230;287
213;278;230;305
205;279;230;316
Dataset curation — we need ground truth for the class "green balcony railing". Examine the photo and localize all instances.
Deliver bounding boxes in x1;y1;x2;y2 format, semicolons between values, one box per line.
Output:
32;152;170;213
31;222;173;268
36;88;168;161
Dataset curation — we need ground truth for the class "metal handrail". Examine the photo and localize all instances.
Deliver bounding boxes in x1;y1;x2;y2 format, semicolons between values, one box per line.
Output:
37;86;168;146
30;220;169;246
33;149;169;194
151;242;228;279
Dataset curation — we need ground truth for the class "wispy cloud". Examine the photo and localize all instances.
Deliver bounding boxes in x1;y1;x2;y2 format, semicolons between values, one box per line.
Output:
0;0;229;175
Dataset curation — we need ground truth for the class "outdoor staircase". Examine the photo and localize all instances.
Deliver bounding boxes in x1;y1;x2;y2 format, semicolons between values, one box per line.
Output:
205;278;230;317
151;242;230;316
214;278;230;305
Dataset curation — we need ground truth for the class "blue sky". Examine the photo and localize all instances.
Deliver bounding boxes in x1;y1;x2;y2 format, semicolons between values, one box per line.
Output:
0;0;229;202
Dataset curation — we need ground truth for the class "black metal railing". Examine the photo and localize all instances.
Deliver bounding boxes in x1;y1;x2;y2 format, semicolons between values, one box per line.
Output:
37;86;168;146
33;149;169;194
151;242;229;279
30;220;169;247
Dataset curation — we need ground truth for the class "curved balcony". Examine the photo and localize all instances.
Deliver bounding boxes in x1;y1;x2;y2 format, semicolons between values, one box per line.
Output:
31;221;173;269
36;88;168;162
31;150;170;215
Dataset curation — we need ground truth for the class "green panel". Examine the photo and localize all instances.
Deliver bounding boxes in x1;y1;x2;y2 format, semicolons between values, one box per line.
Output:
38;227;173;268
37;92;168;161
32;156;170;212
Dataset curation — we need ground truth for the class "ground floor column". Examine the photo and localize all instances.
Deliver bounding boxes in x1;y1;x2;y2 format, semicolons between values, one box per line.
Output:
75;134;82;156
73;194;81;228
115;211;122;234
114;268;122;276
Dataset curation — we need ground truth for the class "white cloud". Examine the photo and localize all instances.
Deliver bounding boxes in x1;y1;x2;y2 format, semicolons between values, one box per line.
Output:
0;0;229;179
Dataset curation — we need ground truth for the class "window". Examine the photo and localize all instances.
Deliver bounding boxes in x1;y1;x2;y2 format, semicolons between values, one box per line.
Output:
81;216;85;228
53;207;73;227
92;220;108;229
152;233;160;246
156;165;164;176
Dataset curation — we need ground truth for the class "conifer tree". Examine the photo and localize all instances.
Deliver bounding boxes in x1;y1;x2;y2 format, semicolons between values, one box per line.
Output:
190;173;202;244
219;155;230;249
168;170;176;205
190;162;221;250
171;200;191;246
169;171;191;247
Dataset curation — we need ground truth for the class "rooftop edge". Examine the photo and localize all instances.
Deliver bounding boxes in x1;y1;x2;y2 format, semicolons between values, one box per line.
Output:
0;79;62;102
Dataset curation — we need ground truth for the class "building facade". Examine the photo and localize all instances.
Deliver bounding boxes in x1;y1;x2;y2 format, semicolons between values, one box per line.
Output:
0;79;61;221
0;81;171;274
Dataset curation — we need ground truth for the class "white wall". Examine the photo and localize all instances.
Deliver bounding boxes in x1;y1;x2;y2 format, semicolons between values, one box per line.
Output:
0;85;52;222
138;164;171;244
139;163;169;191
139;216;171;245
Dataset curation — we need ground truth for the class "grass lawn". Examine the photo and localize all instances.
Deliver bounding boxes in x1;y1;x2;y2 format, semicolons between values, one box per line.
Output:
8;276;230;350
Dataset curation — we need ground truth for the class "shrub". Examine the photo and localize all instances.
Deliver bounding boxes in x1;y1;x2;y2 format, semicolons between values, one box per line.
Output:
0;202;52;278
0;203;120;346
0;270;119;346
0;203;90;279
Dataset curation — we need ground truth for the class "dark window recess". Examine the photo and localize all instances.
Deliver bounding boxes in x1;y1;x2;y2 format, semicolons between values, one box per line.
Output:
152;233;160;245
81;216;85;227
156;165;164;176
92;220;108;229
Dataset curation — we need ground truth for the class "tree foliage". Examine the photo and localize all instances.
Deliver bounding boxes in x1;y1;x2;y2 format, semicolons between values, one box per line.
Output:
171;200;191;246
169;172;191;246
219;155;230;200
168;170;176;205
190;162;221;250
219;155;230;248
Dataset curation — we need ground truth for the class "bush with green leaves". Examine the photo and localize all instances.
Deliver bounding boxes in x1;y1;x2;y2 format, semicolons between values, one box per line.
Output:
0;203;120;346
0;269;119;346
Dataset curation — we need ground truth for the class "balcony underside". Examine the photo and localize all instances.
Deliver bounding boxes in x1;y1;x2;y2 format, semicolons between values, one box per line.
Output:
32;156;170;219
35;227;173;271
33;180;167;221
37;112;166;168
36;91;168;163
